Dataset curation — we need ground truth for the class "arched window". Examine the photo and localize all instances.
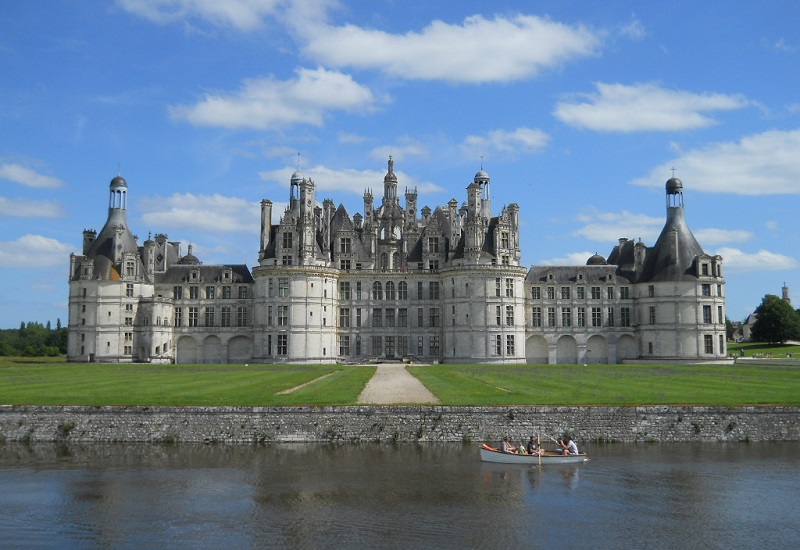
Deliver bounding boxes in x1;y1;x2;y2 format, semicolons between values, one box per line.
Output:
372;281;383;300
398;281;408;300
385;281;395;300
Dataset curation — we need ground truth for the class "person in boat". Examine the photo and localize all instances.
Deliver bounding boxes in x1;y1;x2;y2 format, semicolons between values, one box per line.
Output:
557;435;579;456
501;436;518;454
526;436;539;455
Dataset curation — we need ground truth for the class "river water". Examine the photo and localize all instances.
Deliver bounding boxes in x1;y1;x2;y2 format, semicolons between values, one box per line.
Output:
1;442;797;549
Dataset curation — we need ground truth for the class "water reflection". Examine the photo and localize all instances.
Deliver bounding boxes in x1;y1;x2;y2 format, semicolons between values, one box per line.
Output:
0;442;798;549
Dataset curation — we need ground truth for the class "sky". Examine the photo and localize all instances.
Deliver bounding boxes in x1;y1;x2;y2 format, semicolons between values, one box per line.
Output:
1;0;799;328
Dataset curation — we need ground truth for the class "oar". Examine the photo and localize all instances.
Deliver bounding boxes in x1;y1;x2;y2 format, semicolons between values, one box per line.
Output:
538;434;541;467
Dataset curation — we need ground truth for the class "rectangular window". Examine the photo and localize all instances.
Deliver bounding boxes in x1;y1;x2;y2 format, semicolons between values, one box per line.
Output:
356;281;362;300
339;335;350;356
531;307;542;327
125;260;135;276
701;263;709;276
648;285;655;298
577;307;586;327
126;283;134;297
278;278;289;297
506;305;514;326
189;286;198;299
222;285;232;299
417;281;424;300
429;282;440;300
339;307;350;327
531;286;541;299
398;282;408;300
717;284;722;297
418;307;424;327
398;308;408;327
282;232;293;249
506;335;515;356
340;237;351;253
548;307;556;327
718;306;723;324
277;334;288;355
398;336;408;357
356;308;362;327
576;287;585;299
277;305;288;326
188;307;198;327
429;336;440;356
620;307;631;327
649;306;656;325
607;307;614;327
385;336;395;358
205;307;215;327
339;281;351;300
429;307;440;327
591;286;601;300
386;308;395;327
417;336;424;356
701;284;711;296
591;307;602;327
205;286;215;299
372;336;382;356
340;259;351;270
221;306;231;327
236;306;247;327
495;278;501;297
428;237;439;253
496;305;502;326
124;317;132;326
704;334;714;354
173;286;183;299
561;287;570;300
494;334;502;356
372;308;383;327
505;278;514;297
607;287;614;300
238;286;248;299
547;286;555;300
703;305;712;324
501;231;510;249
620;287;629;299
562;307;572;327
355;336;362;356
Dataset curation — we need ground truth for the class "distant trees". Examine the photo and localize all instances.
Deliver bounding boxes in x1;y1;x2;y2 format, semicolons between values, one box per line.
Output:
750;295;800;344
0;320;68;357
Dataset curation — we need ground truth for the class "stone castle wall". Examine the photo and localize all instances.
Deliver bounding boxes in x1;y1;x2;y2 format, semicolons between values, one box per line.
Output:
1;405;797;444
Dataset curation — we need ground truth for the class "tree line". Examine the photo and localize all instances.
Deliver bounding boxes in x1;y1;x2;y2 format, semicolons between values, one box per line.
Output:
0;321;68;357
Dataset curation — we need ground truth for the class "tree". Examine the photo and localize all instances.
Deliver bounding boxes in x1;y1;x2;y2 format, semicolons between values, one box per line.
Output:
750;294;800;344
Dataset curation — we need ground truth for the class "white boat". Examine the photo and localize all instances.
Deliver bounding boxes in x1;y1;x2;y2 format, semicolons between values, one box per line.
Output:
480;444;589;464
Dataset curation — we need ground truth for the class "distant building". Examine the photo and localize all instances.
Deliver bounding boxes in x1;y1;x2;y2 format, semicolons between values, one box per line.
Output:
741;282;793;342
68;160;727;364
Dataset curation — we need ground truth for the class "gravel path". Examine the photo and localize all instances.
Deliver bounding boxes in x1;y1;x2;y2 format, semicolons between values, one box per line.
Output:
357;363;440;404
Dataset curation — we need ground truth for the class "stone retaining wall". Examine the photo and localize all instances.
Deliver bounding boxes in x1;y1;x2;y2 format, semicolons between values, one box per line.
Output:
1;405;797;444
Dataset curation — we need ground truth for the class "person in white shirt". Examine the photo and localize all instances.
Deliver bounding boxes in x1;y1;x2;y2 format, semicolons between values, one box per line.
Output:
558;435;579;455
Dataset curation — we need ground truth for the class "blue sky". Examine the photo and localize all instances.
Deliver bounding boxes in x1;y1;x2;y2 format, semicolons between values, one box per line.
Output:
1;1;799;328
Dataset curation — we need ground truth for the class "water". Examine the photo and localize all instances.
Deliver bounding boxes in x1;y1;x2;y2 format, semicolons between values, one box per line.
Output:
0;442;797;549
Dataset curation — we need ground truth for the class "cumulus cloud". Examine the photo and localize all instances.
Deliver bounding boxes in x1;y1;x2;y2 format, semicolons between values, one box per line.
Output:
300;14;601;83
554;82;749;132
139;193;261;233
539;251;597;266
0;197;63;218
632;129;800;194
461;127;550;159
693;228;753;246
369;138;429;162
117;0;284;31
259;165;444;196
170;67;378;130
0;234;76;267
0;164;65;189
713;247;799;271
572;208;664;243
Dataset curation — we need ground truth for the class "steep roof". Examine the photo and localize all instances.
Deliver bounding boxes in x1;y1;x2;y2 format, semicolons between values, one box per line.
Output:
639;207;705;282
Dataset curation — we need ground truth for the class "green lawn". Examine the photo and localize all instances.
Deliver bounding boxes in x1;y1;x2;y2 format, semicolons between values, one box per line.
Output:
1;354;798;407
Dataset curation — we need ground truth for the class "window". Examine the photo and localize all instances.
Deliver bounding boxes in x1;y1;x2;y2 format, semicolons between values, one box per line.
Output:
648;285;655;298
717;284;723;297
339;335;350;356
173;286;182;299
703;305;712;324
277;334;288;355
506;305;514;326
124;317;132;326
704;334;714;354
531;287;541;299
278;278;289;297
340;259;351;270
221;306;231;327
282;255;292;266
547;286;555;300
548;307;556;327
277;306;288;326
385;281;396;300
591;287;601;300
591;307;602;327
126;283;134;297
282;232;293;249
339;307;350;327
620;287;630;299
372;281;383;300
188;307;198;327
506;278;514;297
506;335;515;355
386;308;395;327
356;281;363;300
125;260;135;277
607;287;614;300
429;307;440;327
494;335;502;356
355;335;362;356
356;308;362;327
561;287;571;300
701;263;709;276
607;307;614;327
718;306;723;325
576;287;585;300
236;306;248;327
372;336;382;356
189;286;199;299
385;337;395;358
495;278;501;297
205;307;215;327
620;307;631;327
417;281;424;300
372;308;382;327
531;307;542;327
238;286;248;299
562;307;571;327
429;282;440;300
429;336;440;356
124;332;132;341
577;307;586;327
649;306;656;325
398;281;408;299
496;305;502;326
340;237;351;253
501;231;510;249
701;284;711;297
398;308;408;327
428;237;439;253
339;281;351;300
222;285;232;299
398;336;408;357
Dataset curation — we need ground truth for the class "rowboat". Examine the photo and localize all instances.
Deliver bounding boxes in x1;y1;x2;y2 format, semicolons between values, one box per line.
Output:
480;444;589;464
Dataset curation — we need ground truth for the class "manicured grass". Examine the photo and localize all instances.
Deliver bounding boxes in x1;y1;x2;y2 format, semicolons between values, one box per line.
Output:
728;342;800;358
0;358;375;406
407;363;800;406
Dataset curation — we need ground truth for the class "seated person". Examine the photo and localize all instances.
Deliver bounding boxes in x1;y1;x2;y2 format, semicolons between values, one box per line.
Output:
501;436;518;454
526;436;539;455
557;435;579;455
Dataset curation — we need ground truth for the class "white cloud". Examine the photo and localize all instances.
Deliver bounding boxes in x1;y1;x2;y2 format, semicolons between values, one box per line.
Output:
693;228;753;246
554;82;749;132
461;127;550;159
338;132;367;144
632;129;800;194
0;197;63;218
259;165;444;196
539;251;597;266
369;139;429;162
713;247;799;272
0;234;76;268
572;208;663;243
619;17;646;40
170;67;378;130
0;163;65;189
139;193;261;233
117;0;284;31
300;14;601;83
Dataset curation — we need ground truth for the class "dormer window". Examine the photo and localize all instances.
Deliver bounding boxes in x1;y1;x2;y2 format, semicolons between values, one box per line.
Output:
701;263;709;276
223;270;231;281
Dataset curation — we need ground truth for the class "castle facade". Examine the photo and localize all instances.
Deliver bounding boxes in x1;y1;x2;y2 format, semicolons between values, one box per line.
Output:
68;159;727;364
